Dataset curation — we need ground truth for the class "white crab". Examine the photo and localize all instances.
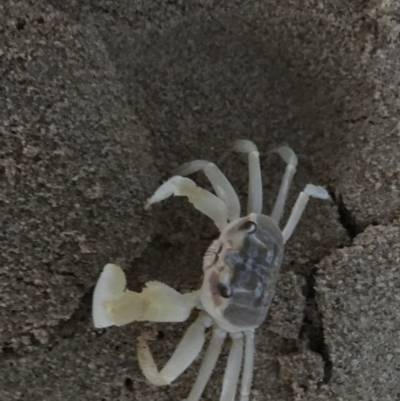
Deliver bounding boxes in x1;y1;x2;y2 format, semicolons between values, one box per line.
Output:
92;140;329;401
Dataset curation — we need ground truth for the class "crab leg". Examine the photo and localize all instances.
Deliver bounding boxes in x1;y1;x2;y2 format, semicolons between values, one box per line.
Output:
271;146;298;225
282;184;330;242
186;327;227;401
240;330;255;401
220;332;244;401
173;160;241;221
233;140;262;215
146;176;228;230
92;264;199;328
138;312;213;386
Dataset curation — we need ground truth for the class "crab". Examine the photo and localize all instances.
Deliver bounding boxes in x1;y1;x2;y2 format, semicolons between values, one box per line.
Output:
92;140;329;401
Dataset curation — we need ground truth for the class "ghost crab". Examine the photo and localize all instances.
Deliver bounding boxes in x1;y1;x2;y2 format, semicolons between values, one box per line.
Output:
92;140;329;401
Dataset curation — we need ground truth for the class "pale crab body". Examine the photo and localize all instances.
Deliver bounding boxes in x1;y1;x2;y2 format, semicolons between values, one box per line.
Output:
92;140;329;401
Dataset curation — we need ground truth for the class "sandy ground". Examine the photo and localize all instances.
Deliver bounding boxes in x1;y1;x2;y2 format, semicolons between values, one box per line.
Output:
1;0;399;400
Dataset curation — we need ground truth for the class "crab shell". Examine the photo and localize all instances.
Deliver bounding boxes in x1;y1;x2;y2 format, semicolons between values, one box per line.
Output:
201;213;284;333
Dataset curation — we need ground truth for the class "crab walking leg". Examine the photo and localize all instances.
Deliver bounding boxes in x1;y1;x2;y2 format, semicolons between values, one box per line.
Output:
220;332;244;401
240;330;255;401
186;327;227;401
271;146;298;225
233;140;263;215
138;312;213;386
93;264;199;328
173;160;241;221
146;176;228;230
282;184;330;243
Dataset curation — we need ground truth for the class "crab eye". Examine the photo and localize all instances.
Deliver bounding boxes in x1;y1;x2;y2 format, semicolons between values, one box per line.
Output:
217;282;232;298
239;221;257;234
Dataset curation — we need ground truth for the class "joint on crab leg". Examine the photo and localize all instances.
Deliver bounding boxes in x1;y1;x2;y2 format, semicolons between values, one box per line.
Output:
138;312;213;386
92;264;199;328
186;327;227;401
145;176;228;230
233;140;262;215
173;160;241;221
240;330;255;401
271;146;298;225
220;332;244;401
282;184;330;243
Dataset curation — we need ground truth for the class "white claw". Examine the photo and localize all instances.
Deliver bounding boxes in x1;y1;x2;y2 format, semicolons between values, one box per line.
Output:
92;263;126;328
92;264;200;328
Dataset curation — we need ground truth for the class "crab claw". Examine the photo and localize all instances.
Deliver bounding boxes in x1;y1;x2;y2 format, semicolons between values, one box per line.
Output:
92;264;200;329
92;263;127;328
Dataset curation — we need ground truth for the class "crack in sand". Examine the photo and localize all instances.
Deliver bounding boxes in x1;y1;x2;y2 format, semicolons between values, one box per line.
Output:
299;269;333;385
